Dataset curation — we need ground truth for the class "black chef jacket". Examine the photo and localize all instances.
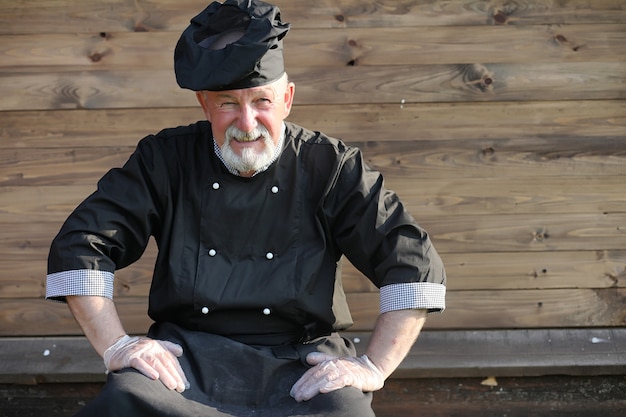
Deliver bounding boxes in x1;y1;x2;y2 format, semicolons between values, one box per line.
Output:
48;121;446;345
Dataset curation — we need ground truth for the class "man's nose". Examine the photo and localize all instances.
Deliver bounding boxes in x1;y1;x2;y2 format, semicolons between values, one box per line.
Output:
237;104;258;132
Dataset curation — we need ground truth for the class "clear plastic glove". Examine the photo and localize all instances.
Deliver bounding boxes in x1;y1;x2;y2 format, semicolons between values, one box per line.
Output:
103;335;190;393
290;352;385;402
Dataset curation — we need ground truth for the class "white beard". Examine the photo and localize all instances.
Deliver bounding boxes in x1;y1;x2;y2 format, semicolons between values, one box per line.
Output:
221;125;275;174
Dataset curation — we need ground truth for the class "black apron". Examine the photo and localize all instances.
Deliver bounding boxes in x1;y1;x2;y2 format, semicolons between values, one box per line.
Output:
74;322;376;417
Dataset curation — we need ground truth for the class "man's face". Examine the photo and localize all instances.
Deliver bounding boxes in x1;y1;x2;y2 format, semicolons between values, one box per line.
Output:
197;75;295;176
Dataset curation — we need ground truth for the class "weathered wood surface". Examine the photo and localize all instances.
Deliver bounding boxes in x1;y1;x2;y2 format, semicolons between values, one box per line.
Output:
0;0;625;340
2;5;625;111
3;25;625;69
2;288;624;336
2;207;626;325
2;249;625;301
2;62;625;111
2;329;624;384
1;332;625;415
1;376;625;417
2;247;626;300
3;175;626;224
372;376;626;417
1;0;625;35
2;100;624;148
3;211;625;255
3;134;626;202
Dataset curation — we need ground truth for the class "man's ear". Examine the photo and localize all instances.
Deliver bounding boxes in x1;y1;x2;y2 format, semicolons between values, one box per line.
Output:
283;81;295;118
196;91;212;122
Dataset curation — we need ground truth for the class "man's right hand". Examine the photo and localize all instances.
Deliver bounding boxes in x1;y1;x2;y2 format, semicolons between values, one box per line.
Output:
103;335;190;392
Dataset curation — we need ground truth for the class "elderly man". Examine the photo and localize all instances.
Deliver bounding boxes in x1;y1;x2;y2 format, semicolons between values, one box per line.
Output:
46;1;446;416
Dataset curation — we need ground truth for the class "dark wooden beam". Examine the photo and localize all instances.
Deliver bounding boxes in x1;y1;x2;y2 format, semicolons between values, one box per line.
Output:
361;328;626;378
1;376;625;417
1;328;624;384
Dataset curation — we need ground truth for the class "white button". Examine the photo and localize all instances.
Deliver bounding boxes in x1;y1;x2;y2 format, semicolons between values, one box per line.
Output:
266;252;274;260
201;307;209;314
212;182;220;190
208;249;217;256
263;308;271;315
271;186;279;194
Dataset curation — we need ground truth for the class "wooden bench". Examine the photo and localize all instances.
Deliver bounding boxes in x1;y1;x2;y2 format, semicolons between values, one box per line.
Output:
3;328;625;384
2;328;626;416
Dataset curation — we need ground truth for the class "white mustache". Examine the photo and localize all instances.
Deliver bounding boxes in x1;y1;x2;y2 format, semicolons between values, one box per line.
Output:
225;125;270;143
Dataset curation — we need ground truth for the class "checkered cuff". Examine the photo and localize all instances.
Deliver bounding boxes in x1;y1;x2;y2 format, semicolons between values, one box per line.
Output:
46;269;114;302
380;282;446;314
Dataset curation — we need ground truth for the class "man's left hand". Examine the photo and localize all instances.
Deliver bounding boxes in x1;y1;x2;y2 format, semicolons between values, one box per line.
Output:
290;352;384;402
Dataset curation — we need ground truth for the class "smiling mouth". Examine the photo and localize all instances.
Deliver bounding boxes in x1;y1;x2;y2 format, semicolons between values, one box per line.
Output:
225;125;269;144
234;135;261;143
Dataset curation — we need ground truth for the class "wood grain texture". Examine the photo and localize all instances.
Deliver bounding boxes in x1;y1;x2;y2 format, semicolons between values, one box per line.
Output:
3;136;626;186
3;25;624;70
2;174;625;221
0;0;624;339
286;24;626;66
2;329;624;383
1;288;624;336
2;249;625;299
372;376;626;417
2;62;624;111
355;328;626;378
2;100;624;148
2;211;625;260
1;0;625;35
1;377;624;417
347;288;626;330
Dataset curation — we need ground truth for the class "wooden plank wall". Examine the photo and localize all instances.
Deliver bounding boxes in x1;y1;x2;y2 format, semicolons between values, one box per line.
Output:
0;0;625;337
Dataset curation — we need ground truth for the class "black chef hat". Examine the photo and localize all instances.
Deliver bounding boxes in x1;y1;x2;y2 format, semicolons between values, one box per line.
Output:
174;0;290;91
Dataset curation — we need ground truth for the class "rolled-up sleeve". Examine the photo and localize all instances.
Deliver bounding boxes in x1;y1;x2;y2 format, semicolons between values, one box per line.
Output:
46;135;167;303
326;146;447;315
380;282;446;314
46;270;114;302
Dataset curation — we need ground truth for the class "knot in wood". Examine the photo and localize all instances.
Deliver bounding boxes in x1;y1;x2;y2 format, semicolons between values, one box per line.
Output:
89;52;103;63
456;64;495;93
493;11;508;25
532;228;550;242
481;146;495;156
